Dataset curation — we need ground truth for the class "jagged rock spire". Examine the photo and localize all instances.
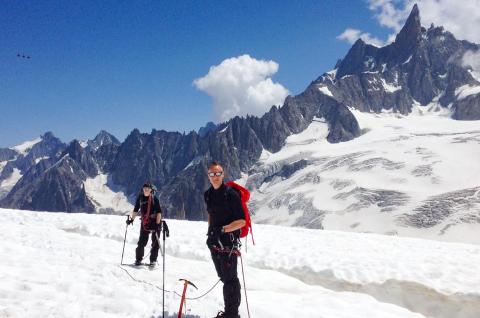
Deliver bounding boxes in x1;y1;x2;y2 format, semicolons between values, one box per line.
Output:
393;4;422;56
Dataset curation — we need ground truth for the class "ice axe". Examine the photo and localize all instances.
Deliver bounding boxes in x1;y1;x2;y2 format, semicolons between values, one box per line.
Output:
177;278;198;318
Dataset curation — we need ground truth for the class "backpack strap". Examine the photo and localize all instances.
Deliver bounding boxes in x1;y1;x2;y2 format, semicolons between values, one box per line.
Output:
224;185;234;200
142;195;153;230
224;186;234;214
204;187;213;204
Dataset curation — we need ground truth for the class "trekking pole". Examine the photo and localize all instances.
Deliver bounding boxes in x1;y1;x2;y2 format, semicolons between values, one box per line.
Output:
177;279;197;318
162;220;170;318
121;216;131;265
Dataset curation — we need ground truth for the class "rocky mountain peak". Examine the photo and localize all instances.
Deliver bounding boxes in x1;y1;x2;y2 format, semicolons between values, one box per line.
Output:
336;38;379;79
88;130;120;150
41;131;56;141
336;4;424;79
315;3;480;117
393;4;422;55
65;139;83;156
198;122;218;137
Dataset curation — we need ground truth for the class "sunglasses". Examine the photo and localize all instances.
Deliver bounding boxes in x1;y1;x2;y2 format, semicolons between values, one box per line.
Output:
208;171;223;177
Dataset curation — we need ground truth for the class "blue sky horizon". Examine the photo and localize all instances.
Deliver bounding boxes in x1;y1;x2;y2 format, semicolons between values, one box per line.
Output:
2;0;475;148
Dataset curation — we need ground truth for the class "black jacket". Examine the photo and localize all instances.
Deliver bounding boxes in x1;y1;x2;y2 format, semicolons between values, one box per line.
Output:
134;194;161;218
204;183;245;244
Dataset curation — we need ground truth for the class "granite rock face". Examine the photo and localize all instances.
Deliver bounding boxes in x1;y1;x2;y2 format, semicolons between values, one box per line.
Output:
1;155;94;212
0;148;17;162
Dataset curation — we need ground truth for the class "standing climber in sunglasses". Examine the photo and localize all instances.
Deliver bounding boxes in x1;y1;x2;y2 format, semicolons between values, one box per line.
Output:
126;182;162;267
204;161;246;318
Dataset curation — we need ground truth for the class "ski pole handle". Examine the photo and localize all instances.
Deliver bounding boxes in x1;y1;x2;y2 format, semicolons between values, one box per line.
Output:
162;220;170;238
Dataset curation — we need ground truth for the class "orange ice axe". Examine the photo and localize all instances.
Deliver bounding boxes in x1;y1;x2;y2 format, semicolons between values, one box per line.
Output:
177;278;198;318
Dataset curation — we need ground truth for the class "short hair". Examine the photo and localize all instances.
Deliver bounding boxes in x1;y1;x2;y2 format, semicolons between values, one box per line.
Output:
143;182;153;188
208;160;222;170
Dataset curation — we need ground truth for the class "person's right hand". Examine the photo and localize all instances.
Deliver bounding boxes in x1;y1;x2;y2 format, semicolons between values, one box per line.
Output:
126;217;134;225
206;226;224;247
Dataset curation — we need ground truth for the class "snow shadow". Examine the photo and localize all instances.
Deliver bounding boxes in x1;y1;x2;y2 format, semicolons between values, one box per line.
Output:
282;266;480;318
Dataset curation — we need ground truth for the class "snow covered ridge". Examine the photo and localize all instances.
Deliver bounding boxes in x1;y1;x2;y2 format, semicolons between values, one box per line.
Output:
246;109;480;245
1;209;479;318
10;137;42;155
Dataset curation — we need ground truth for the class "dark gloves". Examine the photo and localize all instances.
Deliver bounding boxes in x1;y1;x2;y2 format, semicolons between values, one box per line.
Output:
206;226;224;247
162;220;170;237
148;222;161;232
215;226;225;237
126;216;133;225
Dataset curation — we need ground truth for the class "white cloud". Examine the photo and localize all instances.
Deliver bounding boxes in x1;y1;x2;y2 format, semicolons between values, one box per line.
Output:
338;0;480;46
415;0;480;43
462;50;480;82
368;0;411;33
194;54;289;122
336;28;385;47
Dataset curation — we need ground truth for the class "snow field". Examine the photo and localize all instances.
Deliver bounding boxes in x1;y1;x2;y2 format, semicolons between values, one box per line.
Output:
250;107;480;244
1;209;479;317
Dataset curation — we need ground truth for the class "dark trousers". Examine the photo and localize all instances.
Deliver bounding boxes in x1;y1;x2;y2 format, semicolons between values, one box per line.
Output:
210;249;241;317
135;226;160;263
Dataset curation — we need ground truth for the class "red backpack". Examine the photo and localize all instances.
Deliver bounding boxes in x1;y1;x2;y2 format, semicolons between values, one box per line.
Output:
225;181;255;245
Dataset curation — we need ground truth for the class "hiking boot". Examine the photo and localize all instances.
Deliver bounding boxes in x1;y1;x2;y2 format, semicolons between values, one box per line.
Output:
149;261;157;268
214;311;239;318
134;260;142;266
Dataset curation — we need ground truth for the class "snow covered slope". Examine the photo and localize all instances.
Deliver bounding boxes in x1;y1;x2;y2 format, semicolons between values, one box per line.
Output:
84;174;133;214
246;106;480;244
1;209;479;318
0;168;22;193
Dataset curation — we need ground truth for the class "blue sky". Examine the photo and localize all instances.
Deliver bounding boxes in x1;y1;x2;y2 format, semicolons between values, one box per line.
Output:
1;1;395;147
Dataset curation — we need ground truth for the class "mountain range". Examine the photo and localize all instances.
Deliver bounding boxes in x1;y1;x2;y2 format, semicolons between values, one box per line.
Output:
1;5;479;241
